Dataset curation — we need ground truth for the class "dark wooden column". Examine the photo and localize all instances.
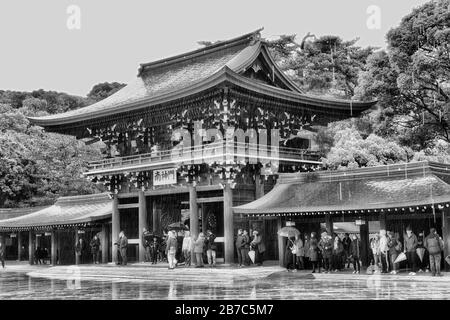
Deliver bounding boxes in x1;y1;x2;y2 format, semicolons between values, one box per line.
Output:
380;212;387;230
223;183;234;264
360;218;370;268
277;218;285;267
17;231;22;261
138;191;147;262
28;230;34;265
189;185;198;264
75;228;80;265
152;197;159;234
443;207;450;271
101;223;108;264
51;230;57;265
112;196;120;264
325;214;333;235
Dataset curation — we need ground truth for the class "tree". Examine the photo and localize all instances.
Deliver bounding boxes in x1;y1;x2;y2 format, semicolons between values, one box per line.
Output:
87;82;126;103
266;34;376;98
355;0;450;148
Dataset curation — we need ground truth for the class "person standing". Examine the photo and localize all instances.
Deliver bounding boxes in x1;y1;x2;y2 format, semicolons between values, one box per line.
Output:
332;235;344;272
90;234;100;264
342;233;352;269
205;230;217;267
149;237;159;264
416;232;428;273
241;230;251;266
308;232;320;273
182;231;193;267
294;234;305;270
285;237;296;271
251;231;266;266
349;234;361;274
388;232;402;274
404;226;418;275
424;228;444;277
319;232;332;273
0;242;5;269
370;235;381;271
194;232;205;268
142;227;151;262
166;231;178;270
75;238;86;264
379;230;389;274
235;229;244;267
119;231;128;266
303;234;311;270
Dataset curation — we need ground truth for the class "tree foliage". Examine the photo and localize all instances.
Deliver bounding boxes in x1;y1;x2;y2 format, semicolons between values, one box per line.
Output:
86;82;126;103
355;0;450;148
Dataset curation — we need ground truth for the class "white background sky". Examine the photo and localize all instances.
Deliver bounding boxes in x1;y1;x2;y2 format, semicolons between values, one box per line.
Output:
0;0;430;97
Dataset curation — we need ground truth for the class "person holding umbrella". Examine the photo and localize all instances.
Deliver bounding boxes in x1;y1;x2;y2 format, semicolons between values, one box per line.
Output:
166;230;178;270
251;230;266;266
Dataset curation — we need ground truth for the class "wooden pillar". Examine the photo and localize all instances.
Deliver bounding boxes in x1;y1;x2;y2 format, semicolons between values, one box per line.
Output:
325;214;333;235
277;218;285;267
51;230;57;266
75;228;80;265
138;191;147;262
255;174;265;199
189;185;198;264
380;212;387;230
28;230;34;265
17;231;22;261
223;183;234;264
152;197;159;234
101;224;108;264
360;219;370;268
443;208;450;271
112;195;120;264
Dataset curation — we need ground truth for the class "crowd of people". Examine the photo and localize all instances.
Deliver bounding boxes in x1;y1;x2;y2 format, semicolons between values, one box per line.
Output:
283;226;446;276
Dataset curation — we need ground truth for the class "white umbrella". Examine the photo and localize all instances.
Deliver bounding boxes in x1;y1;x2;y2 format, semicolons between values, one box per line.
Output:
248;250;256;264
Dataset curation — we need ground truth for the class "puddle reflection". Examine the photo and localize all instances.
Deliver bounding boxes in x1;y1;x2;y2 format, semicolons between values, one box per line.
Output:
0;272;449;300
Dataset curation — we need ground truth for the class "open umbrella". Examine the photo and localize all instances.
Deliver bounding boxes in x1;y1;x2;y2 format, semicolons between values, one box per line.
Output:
416;248;425;262
168;222;189;231
277;226;300;238
394;252;407;264
248;250;256;264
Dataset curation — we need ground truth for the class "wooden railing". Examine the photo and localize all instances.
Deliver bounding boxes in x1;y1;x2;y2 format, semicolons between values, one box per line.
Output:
86;141;321;175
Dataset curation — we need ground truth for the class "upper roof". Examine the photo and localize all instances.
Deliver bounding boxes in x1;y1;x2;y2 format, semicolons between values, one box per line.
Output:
0;193;111;231
29;29;376;129
234;161;450;215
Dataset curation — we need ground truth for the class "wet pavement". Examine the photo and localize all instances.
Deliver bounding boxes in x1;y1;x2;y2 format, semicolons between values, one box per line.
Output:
0;263;449;300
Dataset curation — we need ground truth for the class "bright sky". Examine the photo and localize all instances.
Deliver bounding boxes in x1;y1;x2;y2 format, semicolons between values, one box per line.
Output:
0;0;430;97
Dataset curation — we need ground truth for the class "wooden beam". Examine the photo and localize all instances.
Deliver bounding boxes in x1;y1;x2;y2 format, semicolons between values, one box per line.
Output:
117;203;139;210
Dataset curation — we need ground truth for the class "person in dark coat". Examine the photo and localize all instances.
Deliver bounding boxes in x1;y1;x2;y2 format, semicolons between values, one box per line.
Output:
235;229;244;267
205;230;217;267
241;230;251;266
424;228;444;276
388;232;402;274
319;232;333;273
303;234;311;270
90;235;101;264
403;226;418;275
349;234;361;274
308;232;320;273
342;233;352;269
332;235;344;272
149;237;159;264
251;231;266;266
0;242;5;268
118;231;128;265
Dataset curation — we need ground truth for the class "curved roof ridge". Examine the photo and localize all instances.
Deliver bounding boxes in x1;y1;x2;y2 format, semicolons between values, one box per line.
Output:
138;28;263;75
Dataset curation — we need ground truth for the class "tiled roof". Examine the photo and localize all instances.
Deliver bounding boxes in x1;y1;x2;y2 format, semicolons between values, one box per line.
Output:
0;193;111;230
234;161;450;214
28;29;376;128
0;206;50;221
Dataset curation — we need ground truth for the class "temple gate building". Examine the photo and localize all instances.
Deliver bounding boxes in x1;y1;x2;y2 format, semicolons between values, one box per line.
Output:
1;29;378;265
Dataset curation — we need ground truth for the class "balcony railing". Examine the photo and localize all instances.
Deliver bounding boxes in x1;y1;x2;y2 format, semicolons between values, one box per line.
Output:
86;141;321;175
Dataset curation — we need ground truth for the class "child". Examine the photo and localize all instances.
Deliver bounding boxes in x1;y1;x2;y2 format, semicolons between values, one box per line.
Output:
149;237;159;264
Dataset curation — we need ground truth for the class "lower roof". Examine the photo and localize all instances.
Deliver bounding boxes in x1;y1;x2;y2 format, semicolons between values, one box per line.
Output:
0;193;111;231
234;161;450;216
